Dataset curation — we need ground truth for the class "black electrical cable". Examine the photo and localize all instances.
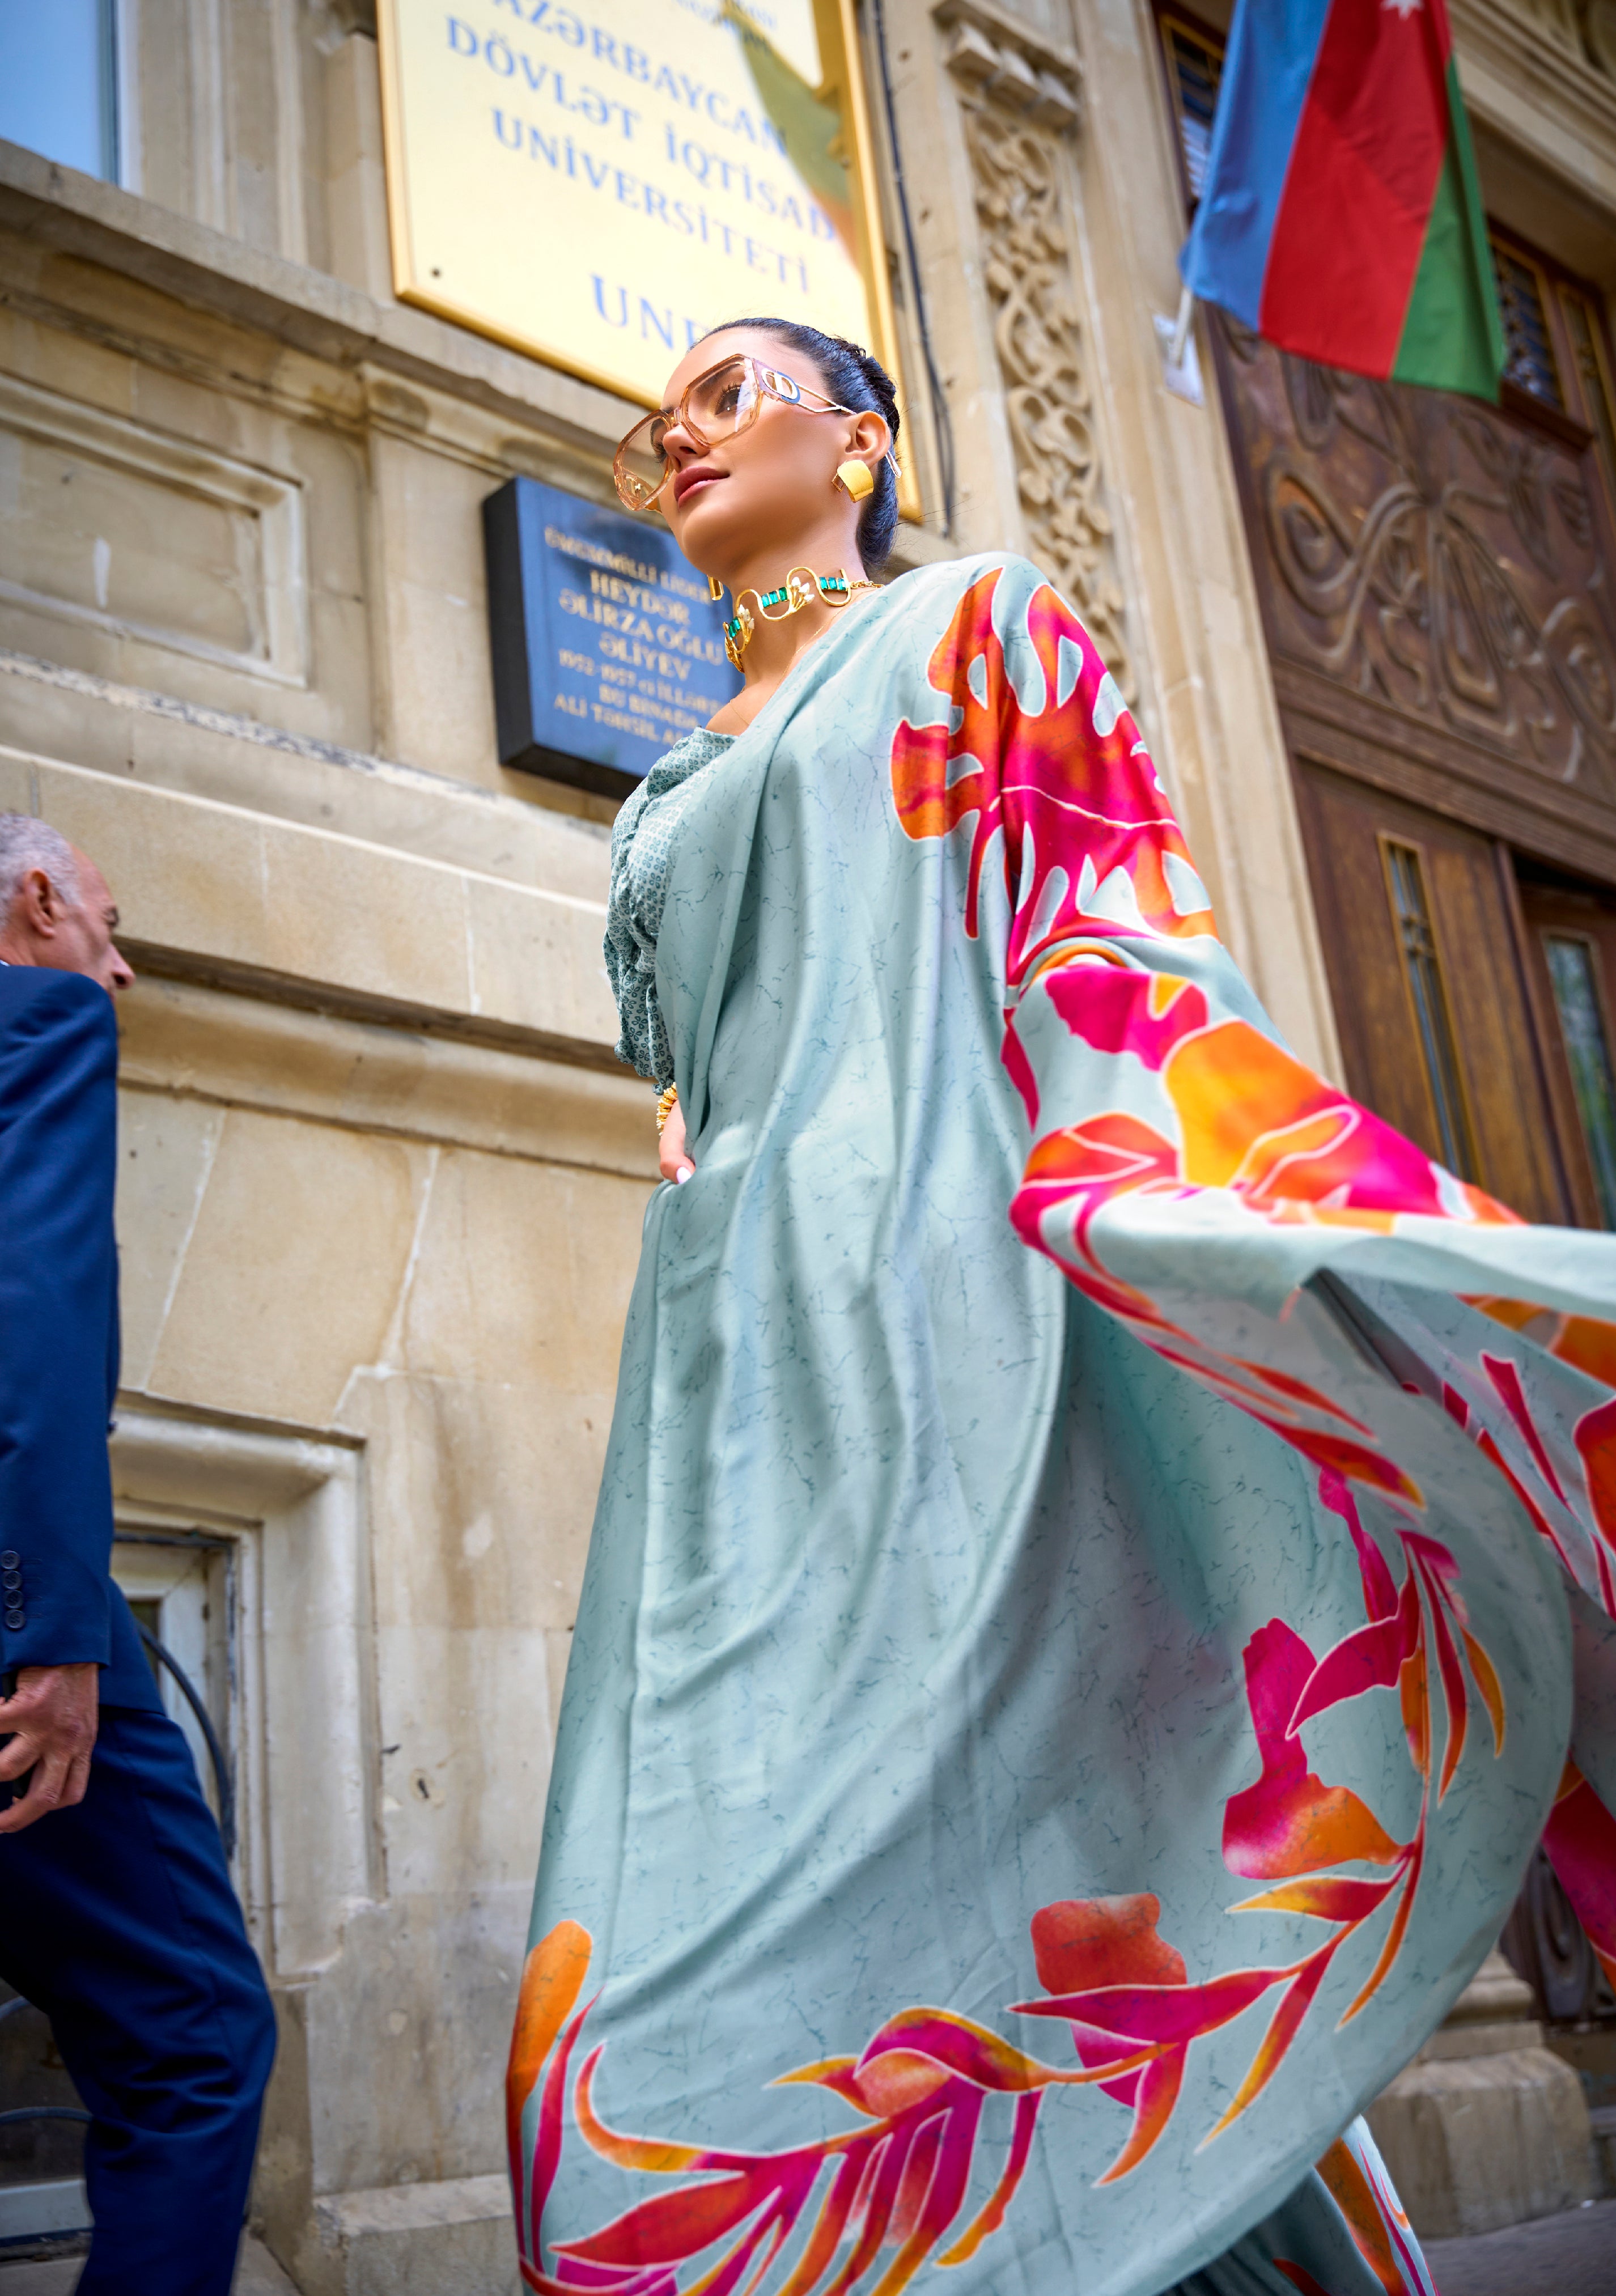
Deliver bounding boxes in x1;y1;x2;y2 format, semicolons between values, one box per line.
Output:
135;1622;236;1861
869;0;956;536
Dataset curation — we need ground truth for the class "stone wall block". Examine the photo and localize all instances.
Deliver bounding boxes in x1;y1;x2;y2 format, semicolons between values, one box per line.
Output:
0;745;32;812
25;753;622;1051
343;1365;614;1640
371;1622;556;1898
1366;1952;1598;2236
258;809;473;1014
300;2175;519;2296
465;867;621;1049
397;1148;644;1400
115;1085;227;1390
364;430;505;787
324;27;394;302
43;757;281;971
1367;2043;1597;2238
117;977;652;1178
146;1106;429;1423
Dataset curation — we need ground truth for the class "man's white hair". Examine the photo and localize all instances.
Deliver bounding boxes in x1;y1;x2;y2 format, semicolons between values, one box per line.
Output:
0;814;82;922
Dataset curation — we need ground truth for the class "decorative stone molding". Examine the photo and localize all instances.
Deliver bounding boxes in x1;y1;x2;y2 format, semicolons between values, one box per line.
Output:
110;1398;375;1976
1505;0;1583;48
935;0;1081;133
1587;0;1616;74
319;0;379;36
943;38;1132;695
1499;0;1616;78
0;371;309;689
1450;0;1616;149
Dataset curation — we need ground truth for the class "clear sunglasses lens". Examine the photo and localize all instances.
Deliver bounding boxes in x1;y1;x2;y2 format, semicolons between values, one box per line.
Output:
616;416;669;507
615;360;762;510
686;360;757;439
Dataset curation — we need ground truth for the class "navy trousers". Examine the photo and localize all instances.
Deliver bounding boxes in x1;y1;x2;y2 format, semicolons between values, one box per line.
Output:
0;1706;277;2293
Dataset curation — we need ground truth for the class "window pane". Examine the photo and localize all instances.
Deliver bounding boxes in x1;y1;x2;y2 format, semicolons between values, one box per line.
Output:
1545;935;1616;1229
1562;290;1616;499
1384;842;1476;1179
0;0;116;181
1161;17;1224;204
1491;243;1564;409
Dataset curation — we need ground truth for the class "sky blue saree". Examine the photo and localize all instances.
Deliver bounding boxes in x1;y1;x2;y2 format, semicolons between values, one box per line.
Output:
511;554;1616;2296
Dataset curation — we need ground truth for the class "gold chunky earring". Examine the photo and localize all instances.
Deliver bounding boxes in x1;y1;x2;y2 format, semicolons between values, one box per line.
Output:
707;574;724;602
834;460;875;503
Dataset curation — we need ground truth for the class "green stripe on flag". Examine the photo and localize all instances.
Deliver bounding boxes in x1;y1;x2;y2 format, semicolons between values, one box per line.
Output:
1392;60;1505;401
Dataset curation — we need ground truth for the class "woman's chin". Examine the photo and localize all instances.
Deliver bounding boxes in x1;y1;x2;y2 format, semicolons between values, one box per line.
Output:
671;490;744;562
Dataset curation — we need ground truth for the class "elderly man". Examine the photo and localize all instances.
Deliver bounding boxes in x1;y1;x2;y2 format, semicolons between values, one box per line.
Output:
0;817;276;2293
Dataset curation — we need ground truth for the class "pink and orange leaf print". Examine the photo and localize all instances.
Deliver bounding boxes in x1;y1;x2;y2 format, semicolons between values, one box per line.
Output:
508;1468;1491;2295
1541;1759;1616;1988
506;1937;1127;2296
1016;1482;1507;2171
892;568;1616;1970
510;562;1604;2296
1281;2130;1435;2296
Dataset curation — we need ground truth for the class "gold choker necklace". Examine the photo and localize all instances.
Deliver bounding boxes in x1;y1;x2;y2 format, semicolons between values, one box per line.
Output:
720;567;877;670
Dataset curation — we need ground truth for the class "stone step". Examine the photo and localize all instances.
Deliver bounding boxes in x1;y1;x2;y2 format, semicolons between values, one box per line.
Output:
0;2232;296;2291
1367;1956;1598;2239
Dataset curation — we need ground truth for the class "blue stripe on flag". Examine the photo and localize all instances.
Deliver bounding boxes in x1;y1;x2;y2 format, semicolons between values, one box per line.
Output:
1179;0;1333;326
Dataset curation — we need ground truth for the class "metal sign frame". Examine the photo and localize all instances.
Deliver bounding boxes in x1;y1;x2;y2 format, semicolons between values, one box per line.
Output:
376;0;917;521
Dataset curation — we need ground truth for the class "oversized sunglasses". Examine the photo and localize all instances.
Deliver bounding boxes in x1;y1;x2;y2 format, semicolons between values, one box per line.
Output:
613;354;883;513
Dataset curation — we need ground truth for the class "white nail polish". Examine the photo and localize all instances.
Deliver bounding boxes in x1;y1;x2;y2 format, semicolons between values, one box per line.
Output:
676;1168;693;1184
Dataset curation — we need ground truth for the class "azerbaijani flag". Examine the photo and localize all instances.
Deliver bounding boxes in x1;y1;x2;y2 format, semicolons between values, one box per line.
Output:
1180;0;1505;400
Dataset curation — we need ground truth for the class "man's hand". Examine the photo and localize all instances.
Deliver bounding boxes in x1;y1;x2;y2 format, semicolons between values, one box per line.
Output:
0;1663;98;1832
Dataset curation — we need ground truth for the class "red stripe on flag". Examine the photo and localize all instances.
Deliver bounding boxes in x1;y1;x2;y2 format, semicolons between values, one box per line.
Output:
1261;0;1453;376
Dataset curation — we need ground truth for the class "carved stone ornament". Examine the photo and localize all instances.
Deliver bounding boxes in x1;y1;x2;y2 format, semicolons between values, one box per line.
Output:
1501;0;1616;77
1584;0;1616;75
940;10;1132;696
935;0;1082;132
1225;318;1616;798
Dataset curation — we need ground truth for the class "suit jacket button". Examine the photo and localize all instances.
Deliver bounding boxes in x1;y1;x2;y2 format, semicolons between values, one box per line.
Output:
0;1552;17;1569
2;1571;19;1590
4;1611;23;1631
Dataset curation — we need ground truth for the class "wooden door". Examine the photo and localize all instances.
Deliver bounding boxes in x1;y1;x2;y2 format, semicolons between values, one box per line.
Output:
1200;235;1616;1230
1519;871;1616;1230
1295;765;1569;1223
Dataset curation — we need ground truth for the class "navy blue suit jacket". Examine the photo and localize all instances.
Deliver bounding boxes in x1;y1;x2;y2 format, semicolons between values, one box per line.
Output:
0;966;158;1709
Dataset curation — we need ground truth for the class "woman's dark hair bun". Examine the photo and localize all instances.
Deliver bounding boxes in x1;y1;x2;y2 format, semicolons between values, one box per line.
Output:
704;318;902;571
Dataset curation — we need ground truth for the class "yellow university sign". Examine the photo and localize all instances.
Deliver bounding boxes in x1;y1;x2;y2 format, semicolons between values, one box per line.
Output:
376;0;904;415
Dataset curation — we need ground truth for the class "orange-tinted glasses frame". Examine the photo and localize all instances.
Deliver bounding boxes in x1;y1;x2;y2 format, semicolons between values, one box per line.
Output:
612;354;860;513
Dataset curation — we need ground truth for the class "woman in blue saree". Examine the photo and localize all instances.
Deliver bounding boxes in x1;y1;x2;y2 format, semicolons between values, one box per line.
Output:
508;321;1616;2296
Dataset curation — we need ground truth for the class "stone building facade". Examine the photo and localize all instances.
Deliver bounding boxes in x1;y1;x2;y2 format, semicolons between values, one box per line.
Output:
0;1;1612;2286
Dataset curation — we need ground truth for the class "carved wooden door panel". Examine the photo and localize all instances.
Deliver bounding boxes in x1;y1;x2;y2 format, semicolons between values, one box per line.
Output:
1212;311;1616;1221
1294;763;1566;1223
1218;319;1616;867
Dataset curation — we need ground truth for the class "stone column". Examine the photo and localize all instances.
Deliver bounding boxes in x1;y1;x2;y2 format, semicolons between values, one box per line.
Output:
935;0;1133;698
1366;1951;1597;2239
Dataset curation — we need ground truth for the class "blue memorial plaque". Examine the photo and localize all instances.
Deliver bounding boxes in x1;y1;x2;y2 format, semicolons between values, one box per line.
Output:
483;476;740;795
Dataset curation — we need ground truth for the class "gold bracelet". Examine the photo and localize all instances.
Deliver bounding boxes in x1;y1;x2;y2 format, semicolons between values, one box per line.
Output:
655;1083;678;1134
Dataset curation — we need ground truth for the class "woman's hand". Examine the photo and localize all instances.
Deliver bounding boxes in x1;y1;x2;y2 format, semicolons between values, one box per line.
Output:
659;1098;695;1184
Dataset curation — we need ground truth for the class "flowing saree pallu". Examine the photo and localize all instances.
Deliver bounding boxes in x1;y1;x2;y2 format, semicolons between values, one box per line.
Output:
514;555;1616;2296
